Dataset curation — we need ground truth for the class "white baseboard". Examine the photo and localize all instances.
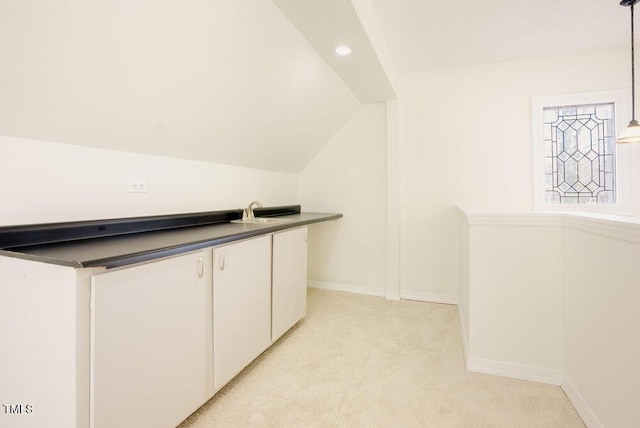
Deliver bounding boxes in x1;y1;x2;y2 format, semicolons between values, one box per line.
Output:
400;290;459;305
384;289;401;301
307;280;385;297
307;280;459;305
457;305;469;362
466;357;563;386
561;374;603;428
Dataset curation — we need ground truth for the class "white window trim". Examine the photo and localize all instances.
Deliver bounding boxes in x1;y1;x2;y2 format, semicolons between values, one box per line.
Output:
532;89;633;215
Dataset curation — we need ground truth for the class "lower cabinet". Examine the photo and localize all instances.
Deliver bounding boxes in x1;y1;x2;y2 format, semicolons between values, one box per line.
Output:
212;235;272;390
90;251;207;428
89;227;309;425
211;227;308;390
1;222;316;428
272;227;308;341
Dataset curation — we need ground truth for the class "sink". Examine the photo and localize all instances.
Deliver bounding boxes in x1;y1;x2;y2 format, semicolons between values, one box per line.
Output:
231;217;293;225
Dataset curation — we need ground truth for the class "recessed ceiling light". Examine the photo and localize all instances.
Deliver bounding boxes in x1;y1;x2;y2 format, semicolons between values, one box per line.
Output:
335;45;352;56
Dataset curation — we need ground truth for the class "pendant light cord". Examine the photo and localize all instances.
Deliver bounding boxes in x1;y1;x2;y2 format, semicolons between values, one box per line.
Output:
633;2;636;119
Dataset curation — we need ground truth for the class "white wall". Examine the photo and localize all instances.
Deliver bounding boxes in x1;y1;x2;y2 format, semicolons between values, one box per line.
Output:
397;47;638;301
457;210;470;358
0;0;359;173
467;221;564;380
0;136;298;226
460;211;640;428
564;227;640;428
407;50;640;426
299;103;387;296
401;47;634;212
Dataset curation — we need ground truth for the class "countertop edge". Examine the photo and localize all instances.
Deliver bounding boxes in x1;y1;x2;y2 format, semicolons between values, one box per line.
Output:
0;213;342;270
0;249;83;268
87;213;342;269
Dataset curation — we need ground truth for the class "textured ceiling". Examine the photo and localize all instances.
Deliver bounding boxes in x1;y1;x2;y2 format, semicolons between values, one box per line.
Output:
371;0;631;73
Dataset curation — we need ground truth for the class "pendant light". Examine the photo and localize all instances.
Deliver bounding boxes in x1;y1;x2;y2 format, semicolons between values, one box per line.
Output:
618;0;640;143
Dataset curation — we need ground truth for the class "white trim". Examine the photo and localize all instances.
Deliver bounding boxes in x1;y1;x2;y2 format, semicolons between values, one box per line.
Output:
400;290;458;305
465;211;564;227
308;280;459;305
561;374;604;428
307;280;385;297
466;357;562;386
563;212;640;245
385;99;402;302
461;209;640;244
385;288;401;301
457;304;469;363
531;89;633;216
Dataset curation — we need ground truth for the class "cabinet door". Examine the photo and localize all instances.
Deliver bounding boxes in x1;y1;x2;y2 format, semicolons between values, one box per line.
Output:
272;227;308;341
213;235;271;390
90;251;207;428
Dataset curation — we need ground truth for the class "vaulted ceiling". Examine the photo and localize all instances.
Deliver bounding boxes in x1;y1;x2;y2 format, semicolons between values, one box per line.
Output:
0;0;360;173
0;0;632;174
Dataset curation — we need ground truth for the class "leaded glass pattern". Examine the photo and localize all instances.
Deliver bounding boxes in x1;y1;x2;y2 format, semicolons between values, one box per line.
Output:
543;103;616;204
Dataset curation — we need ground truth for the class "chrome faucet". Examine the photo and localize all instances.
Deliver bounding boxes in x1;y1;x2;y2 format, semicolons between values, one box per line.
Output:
243;200;263;220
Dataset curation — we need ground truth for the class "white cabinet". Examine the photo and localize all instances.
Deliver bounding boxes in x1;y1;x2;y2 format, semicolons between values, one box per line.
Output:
0;223;313;428
212;235;272;390
90;251;207;428
272;227;308;341
0;256;88;428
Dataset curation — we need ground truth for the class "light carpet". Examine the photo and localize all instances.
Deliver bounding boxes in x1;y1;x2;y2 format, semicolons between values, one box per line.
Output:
178;288;584;427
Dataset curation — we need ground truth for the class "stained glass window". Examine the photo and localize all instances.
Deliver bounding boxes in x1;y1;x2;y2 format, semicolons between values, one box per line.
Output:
543;103;616;204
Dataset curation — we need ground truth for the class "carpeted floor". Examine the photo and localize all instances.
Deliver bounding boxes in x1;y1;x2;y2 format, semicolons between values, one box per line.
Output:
178;288;584;427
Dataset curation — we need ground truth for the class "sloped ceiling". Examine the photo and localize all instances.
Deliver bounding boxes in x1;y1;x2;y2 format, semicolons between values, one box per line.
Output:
272;0;396;104
2;1;633;174
0;0;360;173
371;0;631;73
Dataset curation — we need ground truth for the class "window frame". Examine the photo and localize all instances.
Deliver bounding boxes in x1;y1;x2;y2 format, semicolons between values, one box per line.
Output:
532;90;633;215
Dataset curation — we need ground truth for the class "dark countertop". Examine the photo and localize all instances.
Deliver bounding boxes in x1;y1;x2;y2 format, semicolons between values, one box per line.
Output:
0;212;341;269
